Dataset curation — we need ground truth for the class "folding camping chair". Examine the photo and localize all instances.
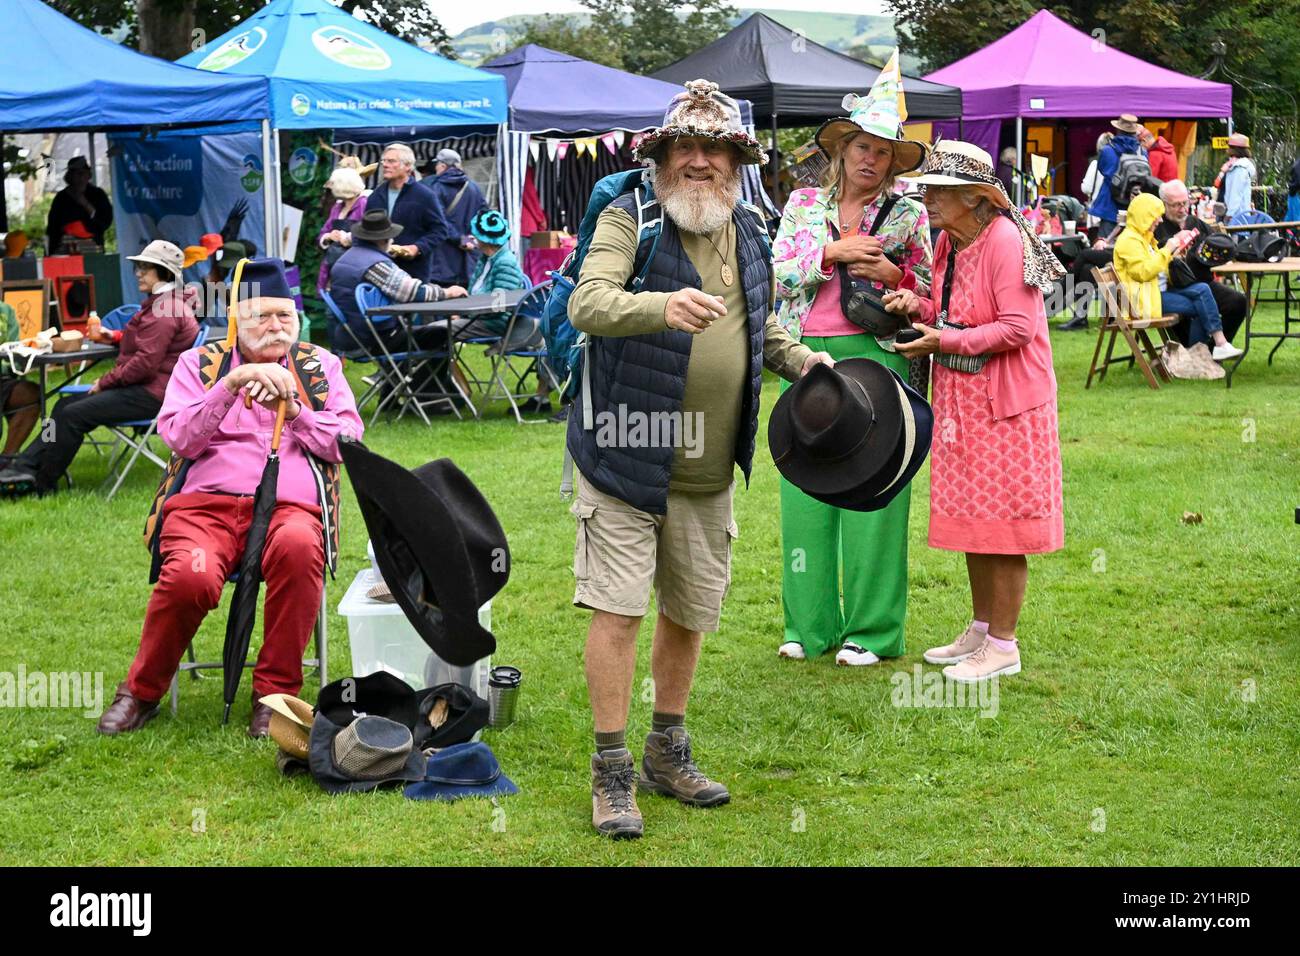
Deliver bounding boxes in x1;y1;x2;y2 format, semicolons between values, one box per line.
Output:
483;282;557;424
57;304;140;462
167;564;329;716
1085;264;1179;390
100;324;209;499
350;283;468;425
320;288;386;418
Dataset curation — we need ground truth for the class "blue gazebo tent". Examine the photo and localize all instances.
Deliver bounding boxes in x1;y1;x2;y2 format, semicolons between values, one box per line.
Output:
1;0;269;133
176;0;505;131
177;0;508;254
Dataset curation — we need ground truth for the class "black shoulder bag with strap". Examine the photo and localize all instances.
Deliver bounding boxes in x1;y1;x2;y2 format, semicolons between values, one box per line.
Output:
836;194;908;338
932;241;990;374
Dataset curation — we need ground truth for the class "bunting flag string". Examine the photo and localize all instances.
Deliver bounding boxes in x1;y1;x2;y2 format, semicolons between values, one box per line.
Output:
529;139;540;163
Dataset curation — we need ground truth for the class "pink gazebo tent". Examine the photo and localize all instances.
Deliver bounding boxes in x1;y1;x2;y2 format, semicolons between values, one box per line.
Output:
923;10;1232;199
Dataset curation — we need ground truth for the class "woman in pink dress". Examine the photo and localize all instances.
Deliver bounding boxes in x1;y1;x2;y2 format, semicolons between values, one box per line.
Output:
885;141;1066;683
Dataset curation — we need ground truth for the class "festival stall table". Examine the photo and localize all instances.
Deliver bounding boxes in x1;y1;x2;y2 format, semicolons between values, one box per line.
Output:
1211;258;1300;388
365;289;529;421
27;342;119;418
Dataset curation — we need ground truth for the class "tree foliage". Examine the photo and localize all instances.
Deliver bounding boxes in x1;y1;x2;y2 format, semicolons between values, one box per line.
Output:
512;0;737;77
51;0;453;62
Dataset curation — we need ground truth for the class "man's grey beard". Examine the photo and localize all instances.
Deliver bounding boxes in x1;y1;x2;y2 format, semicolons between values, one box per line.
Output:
655;163;743;235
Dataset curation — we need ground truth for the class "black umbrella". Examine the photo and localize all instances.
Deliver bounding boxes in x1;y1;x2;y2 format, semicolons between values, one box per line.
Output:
221;398;287;725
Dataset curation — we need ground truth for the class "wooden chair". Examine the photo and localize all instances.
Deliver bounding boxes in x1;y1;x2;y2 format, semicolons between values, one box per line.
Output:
1085;264;1180;390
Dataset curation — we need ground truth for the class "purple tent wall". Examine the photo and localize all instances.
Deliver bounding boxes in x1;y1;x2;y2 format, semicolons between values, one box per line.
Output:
930;119;1000;168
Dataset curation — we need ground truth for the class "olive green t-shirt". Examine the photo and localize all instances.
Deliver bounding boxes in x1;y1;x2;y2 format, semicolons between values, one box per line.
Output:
568;205;812;493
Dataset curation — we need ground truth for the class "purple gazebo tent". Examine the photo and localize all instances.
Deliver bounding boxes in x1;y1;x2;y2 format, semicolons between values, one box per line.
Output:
923;10;1232;201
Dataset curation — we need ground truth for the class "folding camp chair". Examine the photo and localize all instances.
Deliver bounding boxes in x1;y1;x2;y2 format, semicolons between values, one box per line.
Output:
350;283;468;425
484;282;557;424
1085;264;1179;390
448;279;535;400
320;288;387;417
167;565;328;716
57;304;140;461
99;324;210;499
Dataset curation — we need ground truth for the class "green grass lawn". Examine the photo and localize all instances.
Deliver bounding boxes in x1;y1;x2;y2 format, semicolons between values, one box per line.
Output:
2;302;1298;866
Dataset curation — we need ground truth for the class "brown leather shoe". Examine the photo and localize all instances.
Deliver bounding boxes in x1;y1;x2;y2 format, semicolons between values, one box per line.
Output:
248;700;274;739
96;682;160;736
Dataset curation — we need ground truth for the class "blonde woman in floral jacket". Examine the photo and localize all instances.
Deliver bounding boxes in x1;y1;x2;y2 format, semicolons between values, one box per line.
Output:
771;68;932;666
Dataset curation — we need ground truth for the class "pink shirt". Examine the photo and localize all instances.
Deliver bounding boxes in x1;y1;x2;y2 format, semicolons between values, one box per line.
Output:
800;265;863;337
916;216;1057;421
158;346;363;508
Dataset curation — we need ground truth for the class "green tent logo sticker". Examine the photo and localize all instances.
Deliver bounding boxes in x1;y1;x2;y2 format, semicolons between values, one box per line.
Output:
290;94;311;117
241;153;264;193
197;27;267;72
311;27;391;71
288;148;320;186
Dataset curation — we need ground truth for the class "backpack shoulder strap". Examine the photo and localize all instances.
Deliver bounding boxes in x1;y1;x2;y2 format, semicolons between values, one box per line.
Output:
628;184;663;292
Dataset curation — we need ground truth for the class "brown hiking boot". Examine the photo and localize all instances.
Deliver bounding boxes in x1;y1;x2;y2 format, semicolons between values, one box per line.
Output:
640;727;730;808
591;749;643;839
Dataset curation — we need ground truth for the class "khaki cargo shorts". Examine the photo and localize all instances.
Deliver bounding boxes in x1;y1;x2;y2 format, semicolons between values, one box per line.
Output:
571;473;738;634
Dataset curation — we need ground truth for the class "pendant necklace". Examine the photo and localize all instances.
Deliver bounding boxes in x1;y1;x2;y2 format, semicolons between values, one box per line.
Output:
708;220;735;286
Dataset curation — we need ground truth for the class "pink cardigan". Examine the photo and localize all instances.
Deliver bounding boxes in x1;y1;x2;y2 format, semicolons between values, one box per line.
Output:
916;216;1057;421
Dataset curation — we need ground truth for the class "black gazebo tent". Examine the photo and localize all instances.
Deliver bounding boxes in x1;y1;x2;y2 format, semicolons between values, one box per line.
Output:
653;13;962;188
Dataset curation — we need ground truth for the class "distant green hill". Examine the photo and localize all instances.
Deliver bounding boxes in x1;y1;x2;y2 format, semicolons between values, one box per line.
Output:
449;8;912;71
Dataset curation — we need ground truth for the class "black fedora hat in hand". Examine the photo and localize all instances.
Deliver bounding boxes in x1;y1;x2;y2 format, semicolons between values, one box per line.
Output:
339;439;510;667
351;208;404;242
769;359;931;512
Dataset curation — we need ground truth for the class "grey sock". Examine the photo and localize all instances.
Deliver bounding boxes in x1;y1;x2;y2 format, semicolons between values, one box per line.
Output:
651;711;684;735
595;729;626;755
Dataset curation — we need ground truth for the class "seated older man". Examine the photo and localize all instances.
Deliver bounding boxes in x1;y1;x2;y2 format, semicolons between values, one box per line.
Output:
97;258;362;738
1153;178;1246;345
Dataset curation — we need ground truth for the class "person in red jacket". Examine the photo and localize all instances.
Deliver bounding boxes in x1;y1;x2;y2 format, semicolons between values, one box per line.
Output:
1139;126;1179;183
0;240;198;497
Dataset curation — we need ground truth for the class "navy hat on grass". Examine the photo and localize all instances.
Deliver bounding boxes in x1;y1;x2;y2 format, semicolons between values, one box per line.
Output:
470;209;511;246
404;742;518;802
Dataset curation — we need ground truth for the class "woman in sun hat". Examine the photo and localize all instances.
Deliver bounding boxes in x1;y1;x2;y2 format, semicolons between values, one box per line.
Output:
0;239;198;497
1217;132;1257;223
771;51;934;667
884;140;1066;684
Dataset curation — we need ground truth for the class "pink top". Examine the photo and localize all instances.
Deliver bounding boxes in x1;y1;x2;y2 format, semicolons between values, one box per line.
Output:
800;264;863;337
916;216;1056;421
158;346;363;508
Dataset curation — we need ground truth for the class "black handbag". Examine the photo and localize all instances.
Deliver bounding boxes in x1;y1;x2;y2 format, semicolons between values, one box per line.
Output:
835;195;908;338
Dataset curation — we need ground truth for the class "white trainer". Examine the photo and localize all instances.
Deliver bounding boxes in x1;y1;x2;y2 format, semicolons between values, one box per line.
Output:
835;642;880;666
1212;343;1243;361
778;642;806;660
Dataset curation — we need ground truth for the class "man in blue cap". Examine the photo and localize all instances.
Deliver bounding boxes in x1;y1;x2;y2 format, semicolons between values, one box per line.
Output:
96;258;363;739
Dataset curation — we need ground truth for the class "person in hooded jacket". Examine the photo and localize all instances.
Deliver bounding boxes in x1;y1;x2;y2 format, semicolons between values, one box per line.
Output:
1088;114;1146;238
1113;193;1242;362
426;149;486;287
1138;126;1178;182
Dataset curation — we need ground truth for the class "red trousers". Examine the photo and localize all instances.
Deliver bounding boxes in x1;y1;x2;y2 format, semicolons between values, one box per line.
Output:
126;491;325;703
